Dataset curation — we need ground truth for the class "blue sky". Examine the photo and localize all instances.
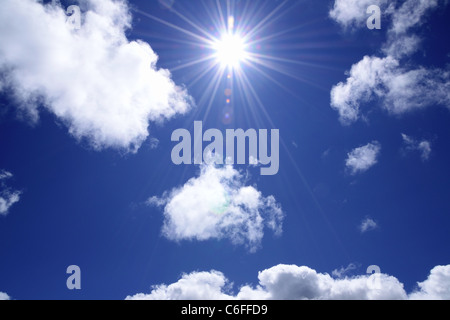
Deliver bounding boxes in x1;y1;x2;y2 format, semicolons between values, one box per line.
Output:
0;0;449;300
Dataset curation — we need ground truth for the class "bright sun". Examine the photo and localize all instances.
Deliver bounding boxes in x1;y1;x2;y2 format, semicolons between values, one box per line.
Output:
213;33;248;69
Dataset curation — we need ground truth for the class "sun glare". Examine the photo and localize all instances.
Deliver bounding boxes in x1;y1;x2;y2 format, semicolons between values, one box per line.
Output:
213;33;248;69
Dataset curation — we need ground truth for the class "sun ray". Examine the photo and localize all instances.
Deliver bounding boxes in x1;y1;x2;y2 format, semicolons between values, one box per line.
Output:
243;0;291;41
167;6;218;42
134;0;339;127
170;55;216;72
133;8;214;46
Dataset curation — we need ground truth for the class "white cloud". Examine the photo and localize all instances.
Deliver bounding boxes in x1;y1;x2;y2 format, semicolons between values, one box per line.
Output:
147;163;283;252
390;0;439;35
0;0;192;152
129;263;450;300
331;56;450;124
0;170;13;180
360;218;378;233
330;0;450;124
127;271;234;300
0;170;21;216
402;134;431;161
346;142;381;175
0;292;10;300
409;265;450;300
329;0;389;29
0;191;21;216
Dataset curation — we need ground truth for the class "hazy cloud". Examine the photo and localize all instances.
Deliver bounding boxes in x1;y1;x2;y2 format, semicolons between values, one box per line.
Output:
402;134;431;161
360;218;378;233
0;170;21;216
332;263;358;278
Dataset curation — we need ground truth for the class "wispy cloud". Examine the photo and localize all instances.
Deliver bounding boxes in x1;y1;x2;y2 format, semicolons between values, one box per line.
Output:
402;134;432;161
332;263;358;278
330;0;450;124
346;142;381;175
0;170;21;216
126;264;450;300
360;217;378;233
147;163;283;252
0;0;192;152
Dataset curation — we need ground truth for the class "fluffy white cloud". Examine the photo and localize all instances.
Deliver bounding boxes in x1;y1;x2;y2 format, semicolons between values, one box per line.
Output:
0;292;10;300
409;265;450;300
127;271;234;300
0;0;192;152
402;134;431;161
360;218;377;233
127;264;450;300
345;141;381;175
147;163;283;252
0;170;21;216
329;0;389;29
330;0;450;124
331;56;450;124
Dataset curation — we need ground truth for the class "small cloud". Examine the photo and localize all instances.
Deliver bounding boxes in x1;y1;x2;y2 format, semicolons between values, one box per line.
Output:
346;141;381;175
148;137;160;150
147;163;283;252
360;217;378;233
332;263;358;278
292;141;298;148
0;292;11;300
0;171;13;180
146;195;167;208
0;170;21;216
402;133;431;161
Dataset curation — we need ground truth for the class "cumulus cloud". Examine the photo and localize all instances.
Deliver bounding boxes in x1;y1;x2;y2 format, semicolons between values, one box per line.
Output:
127;271;234;300
330;0;450;124
0;0;192;152
401;133;431;161
147;163;283;252
409;265;450;300
0;291;10;300
126;264;450;300
360;217;378;233
329;0;389;29
345;141;381;175
0;170;21;216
